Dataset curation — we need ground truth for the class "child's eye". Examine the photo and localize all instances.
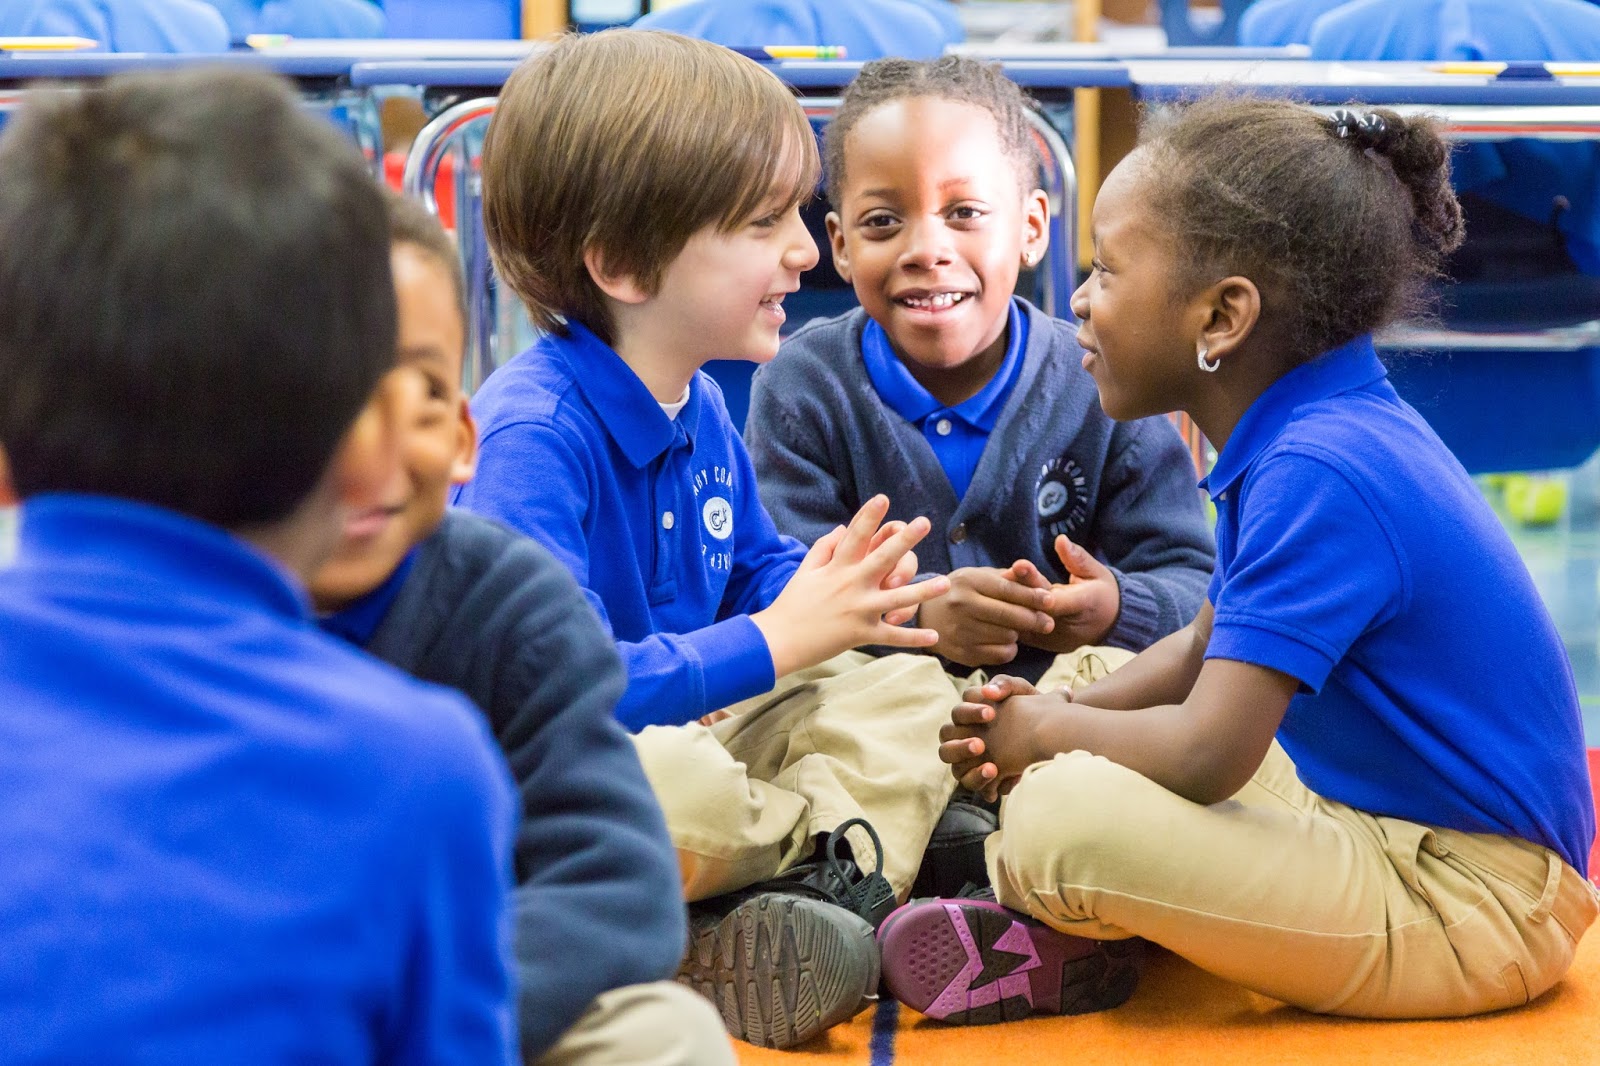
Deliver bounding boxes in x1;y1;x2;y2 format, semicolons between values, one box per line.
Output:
751;212;783;229
859;212;898;231
948;205;985;222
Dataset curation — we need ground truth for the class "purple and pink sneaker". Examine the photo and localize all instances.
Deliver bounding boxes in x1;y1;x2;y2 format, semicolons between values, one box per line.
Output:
877;896;1143;1025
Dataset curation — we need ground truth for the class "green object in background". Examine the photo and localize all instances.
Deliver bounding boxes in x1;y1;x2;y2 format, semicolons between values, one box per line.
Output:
1504;474;1568;526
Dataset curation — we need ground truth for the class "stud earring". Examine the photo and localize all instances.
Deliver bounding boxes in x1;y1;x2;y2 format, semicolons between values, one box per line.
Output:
1198;344;1221;373
1022;251;1036;267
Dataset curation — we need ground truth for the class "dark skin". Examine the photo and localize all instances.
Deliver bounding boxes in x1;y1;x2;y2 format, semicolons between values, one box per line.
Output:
940;150;1312;807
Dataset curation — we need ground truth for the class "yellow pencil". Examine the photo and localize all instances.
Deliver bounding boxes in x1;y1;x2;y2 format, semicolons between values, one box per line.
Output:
0;36;99;52
762;45;848;60
1430;61;1600;78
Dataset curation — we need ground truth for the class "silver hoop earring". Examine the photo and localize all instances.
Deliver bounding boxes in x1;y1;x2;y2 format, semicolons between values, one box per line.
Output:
1198;345;1221;373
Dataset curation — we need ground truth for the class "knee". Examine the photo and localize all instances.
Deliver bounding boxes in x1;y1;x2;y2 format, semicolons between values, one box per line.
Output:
631;725;737;824
993;752;1150;890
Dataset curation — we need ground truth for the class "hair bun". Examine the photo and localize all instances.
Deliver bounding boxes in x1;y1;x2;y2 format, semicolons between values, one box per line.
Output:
1329;108;1394;151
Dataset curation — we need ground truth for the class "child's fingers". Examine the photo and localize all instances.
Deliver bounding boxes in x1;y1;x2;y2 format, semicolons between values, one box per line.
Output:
957;589;1054;636
957;761;999;792
867;520;906;553
949;701;996;727
1009;558;1054;591
970;567;1053;612
882;604;917;626
869;622;941;650
836;494;892;562
798;525;846;573
938;737;984;765
860;514;932;575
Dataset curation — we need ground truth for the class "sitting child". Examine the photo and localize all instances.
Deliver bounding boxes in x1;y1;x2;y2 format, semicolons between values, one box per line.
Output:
310;192;733;1066
452;29;964;1050
882;97;1598;1023
749;55;1214;688
0;69;515;1060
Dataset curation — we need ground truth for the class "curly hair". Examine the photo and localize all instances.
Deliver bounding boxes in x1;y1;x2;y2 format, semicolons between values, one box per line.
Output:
823;54;1040;209
1135;94;1465;360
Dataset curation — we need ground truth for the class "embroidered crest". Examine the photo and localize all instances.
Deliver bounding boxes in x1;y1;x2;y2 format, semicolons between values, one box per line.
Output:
1035;456;1089;563
702;496;733;541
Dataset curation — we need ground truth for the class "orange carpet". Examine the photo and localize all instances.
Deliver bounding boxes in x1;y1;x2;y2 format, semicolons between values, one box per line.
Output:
734;750;1600;1066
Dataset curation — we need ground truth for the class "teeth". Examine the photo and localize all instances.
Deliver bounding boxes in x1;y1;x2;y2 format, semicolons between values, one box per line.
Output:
902;292;967;310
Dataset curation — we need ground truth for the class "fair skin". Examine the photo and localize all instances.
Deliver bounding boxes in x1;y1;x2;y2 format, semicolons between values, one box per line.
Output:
828;95;1118;666
940;148;1305;807
586;153;951;679
309;243;477;612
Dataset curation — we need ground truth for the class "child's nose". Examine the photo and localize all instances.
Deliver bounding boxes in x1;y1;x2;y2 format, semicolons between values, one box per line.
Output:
784;211;819;271
899;217;952;268
1070;275;1091;319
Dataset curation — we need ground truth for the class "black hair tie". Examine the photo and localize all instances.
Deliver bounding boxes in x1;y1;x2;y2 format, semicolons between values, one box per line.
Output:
1330;108;1392;151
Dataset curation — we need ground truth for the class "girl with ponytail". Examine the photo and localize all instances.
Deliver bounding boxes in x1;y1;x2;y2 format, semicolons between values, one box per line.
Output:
876;96;1598;1025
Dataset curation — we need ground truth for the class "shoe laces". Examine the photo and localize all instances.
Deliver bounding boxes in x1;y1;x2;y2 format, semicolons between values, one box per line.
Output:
748;817;899;929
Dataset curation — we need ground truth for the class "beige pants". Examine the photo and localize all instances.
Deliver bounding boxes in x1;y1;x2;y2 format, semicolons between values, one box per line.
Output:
633;651;957;900
632;647;1133;903
535;981;734;1066
991;740;1600;1017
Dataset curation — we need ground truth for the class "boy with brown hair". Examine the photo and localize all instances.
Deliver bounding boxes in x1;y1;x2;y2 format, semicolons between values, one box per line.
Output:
454;28;964;1050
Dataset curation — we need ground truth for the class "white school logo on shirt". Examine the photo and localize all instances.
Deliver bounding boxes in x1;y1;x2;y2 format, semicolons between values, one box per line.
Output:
702;496;733;540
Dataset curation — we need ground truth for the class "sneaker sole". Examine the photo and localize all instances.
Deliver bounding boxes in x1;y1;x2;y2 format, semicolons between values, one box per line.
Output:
878;900;1141;1025
678;893;880;1049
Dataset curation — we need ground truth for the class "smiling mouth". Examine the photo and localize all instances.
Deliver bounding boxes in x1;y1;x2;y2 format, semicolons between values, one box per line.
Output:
343;503;404;539
896;291;971;311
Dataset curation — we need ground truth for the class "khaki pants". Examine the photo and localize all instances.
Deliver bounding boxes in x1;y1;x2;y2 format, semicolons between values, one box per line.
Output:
633;651;957;900
632;647;1133;903
535;981;734;1066
991;741;1600;1017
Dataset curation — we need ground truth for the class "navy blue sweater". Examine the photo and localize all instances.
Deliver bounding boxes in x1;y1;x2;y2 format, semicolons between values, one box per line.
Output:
750;303;1216;682
355;511;684;1060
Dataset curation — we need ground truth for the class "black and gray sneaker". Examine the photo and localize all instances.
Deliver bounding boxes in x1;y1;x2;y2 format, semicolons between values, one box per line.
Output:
677;817;897;1049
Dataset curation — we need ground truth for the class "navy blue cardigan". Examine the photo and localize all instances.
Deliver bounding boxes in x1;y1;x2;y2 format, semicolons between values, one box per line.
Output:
364;511;684;1058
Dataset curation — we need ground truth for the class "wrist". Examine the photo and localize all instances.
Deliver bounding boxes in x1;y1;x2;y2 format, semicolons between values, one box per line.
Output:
750;608;801;679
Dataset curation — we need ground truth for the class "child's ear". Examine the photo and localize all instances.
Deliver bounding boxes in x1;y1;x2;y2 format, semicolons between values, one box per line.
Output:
1021;188;1049;265
824;211;852;283
1197;276;1262;368
582;245;650;305
450;396;478;485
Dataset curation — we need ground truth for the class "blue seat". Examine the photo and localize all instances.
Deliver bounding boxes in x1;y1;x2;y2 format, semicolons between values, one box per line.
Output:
383;0;514;39
632;0;960;60
1236;0;1349;47
1309;0;1600;472
0;0;229;52
1158;0;1256;46
205;0;383;41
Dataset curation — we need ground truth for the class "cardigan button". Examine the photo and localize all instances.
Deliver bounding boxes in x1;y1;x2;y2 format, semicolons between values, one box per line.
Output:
949;523;967;544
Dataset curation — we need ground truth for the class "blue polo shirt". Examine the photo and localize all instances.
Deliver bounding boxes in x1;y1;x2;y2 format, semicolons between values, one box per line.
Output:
1202;336;1594;875
0;494;518;1062
860;297;1029;500
452;320;809;730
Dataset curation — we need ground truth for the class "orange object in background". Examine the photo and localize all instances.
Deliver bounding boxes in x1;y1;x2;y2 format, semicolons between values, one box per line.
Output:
382;150;457;233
